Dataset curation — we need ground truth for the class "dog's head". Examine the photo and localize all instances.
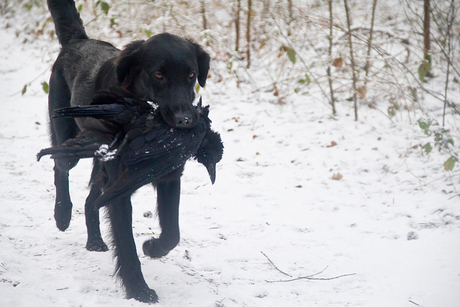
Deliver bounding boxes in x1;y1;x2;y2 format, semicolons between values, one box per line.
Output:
116;33;210;129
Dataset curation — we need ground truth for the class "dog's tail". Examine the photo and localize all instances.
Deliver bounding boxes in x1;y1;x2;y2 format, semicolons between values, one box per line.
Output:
47;0;88;46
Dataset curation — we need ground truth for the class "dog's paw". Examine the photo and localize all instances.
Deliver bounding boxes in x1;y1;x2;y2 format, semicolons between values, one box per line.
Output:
142;238;170;258
86;238;109;252
127;287;159;304
54;200;73;231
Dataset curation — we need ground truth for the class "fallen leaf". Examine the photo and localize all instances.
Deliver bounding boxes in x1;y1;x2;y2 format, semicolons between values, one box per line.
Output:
332;173;343;180
327;141;338;148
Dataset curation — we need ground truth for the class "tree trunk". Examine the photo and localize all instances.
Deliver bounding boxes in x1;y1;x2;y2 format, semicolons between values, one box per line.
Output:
443;0;455;126
247;0;252;68
327;0;336;115
423;0;431;65
364;0;378;91
344;0;358;121
235;0;241;52
201;0;207;30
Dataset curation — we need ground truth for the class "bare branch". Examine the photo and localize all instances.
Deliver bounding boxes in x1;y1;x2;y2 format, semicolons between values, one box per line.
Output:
266;273;357;283
260;251;292;277
261;251;356;283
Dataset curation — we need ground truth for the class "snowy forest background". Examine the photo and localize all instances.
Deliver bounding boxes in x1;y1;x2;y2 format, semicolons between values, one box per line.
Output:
2;0;460;139
2;0;460;126
1;0;460;306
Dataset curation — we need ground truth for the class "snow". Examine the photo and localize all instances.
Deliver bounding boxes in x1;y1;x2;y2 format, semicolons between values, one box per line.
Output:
1;22;460;307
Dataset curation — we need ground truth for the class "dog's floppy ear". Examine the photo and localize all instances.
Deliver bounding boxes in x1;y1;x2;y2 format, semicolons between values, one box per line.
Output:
191;42;210;88
116;40;145;89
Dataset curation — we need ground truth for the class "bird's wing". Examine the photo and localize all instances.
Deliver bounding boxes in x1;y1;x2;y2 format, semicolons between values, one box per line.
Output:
37;145;101;161
93;160;179;208
121;120;206;166
53;104;127;119
36;130;106;161
93;122;207;208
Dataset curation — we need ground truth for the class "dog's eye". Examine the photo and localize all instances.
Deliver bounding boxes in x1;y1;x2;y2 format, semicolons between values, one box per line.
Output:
189;72;196;79
154;73;163;80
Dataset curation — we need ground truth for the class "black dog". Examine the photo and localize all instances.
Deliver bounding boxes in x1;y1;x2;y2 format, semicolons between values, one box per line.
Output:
46;0;211;303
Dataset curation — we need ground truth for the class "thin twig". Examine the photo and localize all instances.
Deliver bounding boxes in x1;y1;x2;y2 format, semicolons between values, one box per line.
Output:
260;251;292;277
261;251;356;283
268;9;329;103
266;273;357;283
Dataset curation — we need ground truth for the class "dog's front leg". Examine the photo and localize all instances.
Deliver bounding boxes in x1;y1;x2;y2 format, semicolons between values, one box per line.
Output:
143;179;181;258
108;196;158;303
53;159;78;231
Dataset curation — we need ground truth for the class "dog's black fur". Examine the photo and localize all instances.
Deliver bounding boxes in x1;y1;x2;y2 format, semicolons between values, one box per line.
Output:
46;0;211;303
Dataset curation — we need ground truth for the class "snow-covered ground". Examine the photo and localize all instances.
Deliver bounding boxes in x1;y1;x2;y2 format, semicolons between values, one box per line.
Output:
1;21;459;307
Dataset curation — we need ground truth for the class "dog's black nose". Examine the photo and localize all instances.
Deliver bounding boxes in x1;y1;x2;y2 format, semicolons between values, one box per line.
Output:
174;113;194;128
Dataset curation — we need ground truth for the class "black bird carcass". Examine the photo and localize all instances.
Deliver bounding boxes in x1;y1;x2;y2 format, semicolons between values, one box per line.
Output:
37;89;223;302
38;89;223;205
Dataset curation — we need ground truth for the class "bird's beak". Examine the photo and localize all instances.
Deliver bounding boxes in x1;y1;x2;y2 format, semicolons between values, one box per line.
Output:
206;163;216;184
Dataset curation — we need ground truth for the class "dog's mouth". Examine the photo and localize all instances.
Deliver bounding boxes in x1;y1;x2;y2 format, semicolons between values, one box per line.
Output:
156;101;200;129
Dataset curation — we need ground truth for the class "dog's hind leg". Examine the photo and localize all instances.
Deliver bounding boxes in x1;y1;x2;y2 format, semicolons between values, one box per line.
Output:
85;184;108;251
48;70;80;231
84;163;108;251
143;179;181;258
84;160;108;252
108;195;158;303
